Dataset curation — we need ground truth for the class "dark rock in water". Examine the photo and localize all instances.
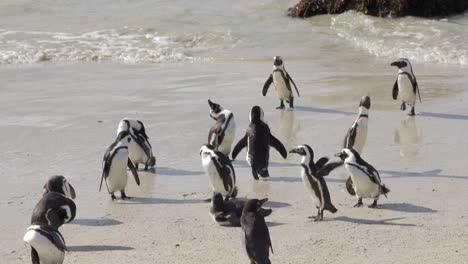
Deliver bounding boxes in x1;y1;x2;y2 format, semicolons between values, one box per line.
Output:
288;0;467;18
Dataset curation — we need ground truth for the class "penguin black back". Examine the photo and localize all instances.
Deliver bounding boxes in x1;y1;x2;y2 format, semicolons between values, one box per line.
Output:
31;192;76;229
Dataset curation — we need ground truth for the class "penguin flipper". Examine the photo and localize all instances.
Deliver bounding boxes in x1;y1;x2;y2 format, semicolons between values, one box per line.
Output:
269;135;287;159
343;124;357;149
212;155;234;192
345;177;356;196
316;161;344;177
232;135;248;160
392;79;399;100
314;157;330;171
100;150;112;192
413;76;422;103
127;159;140;186
262;75;273;96
132;131;152;160
287;72;300;97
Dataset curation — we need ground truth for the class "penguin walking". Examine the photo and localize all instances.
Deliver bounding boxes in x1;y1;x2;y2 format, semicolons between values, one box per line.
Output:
210;192;272;227
207;99;236;156
117;118;156;171
23;223;68;264
290;145;342;221
43;175;76;200
100;131;140;200
262;56;300;109
200;144;238;200
390;58;421;116
241;198;273;264
343;96;371;196
335;148;390;208
232;106;287;180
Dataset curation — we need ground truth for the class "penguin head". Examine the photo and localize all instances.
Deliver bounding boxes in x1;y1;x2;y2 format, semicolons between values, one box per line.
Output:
249;106;264;123
199;144;215;156
391;58;413;73
43;175;76;200
359;96;371;110
243;198;269;214
273;56;283;67
211;192;224;211
335;148;358;163
208;99;224;119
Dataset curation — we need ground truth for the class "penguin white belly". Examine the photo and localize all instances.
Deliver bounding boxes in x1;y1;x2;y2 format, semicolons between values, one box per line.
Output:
202;159;228;195
346;165;380;199
218;119;236;155
273;72;291;100
128;140;151;165
106;151;129;193
398;75;416;105
301;171;322;209
23;227;65;264
352;119;368;154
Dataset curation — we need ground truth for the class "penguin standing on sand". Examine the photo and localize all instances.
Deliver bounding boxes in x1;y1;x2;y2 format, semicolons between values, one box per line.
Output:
117;118;156;171
241;198;273;264
23;222;68;264
290;145;342;221
390;58;421;116
100;131;140;200
232;106;287;180
210;192;272;227
262;56;300;109
335;148;390;208
207;99;236;156
43;175;76;200
200;144;237;200
343;96;371;196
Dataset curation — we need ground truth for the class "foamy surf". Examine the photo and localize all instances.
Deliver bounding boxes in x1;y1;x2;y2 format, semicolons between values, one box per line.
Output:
330;11;468;65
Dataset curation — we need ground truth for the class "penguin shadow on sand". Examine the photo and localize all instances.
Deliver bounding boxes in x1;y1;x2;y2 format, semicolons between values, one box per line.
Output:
381;169;468;181
334;216;416;227
275;109;299;153
155;166;204;176
419;111;468;121
114;196;206;205
394;116;419;158
68;245;134;252
70;218;123;226
379;203;437;213
294;105;355;116
232;160;298;169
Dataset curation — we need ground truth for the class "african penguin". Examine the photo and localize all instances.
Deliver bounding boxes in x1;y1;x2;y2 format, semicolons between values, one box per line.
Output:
232;106;287;180
342;96;371;196
241;198;273;264
23;224;67;264
43;175;76;200
336;148;390;208
262;56;300;109
200;144;238;200
31;192;76;230
100;131;140;200
117;118;156;171
207;99;236;155
209;192;272;227
391;58;421;116
290;144;342;221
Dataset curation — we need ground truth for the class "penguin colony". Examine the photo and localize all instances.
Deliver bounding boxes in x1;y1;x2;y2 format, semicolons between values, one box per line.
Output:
22;57;420;264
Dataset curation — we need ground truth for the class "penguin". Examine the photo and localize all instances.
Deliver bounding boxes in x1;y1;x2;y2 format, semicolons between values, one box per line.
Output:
262;56;300;109
289;145;342;221
117;118;156;171
232;106;287;180
390;58;421;116
31;192;76;230
100;131;140;200
241;198;273;264
207;99;237;156
43;175;76;200
200;144;238;200
23;223;67;264
210;192;272;227
335;148;390;208
343;96;371;196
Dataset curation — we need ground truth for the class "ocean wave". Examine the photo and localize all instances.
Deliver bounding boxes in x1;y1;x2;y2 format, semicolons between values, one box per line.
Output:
330;11;467;65
0;28;237;64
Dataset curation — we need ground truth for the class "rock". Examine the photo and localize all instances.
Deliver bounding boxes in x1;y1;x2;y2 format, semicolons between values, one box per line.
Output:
288;0;468;18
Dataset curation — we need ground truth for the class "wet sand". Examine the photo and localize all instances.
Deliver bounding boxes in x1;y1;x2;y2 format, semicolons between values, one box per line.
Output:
1;59;468;263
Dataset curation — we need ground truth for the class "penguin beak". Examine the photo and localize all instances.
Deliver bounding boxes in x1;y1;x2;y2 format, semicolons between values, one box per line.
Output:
208;99;213;108
257;198;268;208
289;148;299;154
390;61;400;67
334;152;346;160
69;184;76;199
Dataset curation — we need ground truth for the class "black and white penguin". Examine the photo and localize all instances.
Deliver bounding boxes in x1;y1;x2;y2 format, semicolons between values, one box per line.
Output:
335;148;390;208
262;56;300;109
43;175;76;200
241;198;273;264
209;192;272;227
232;106;287;180
290;145;342;221
100;131;140;200
23;223;68;264
391;58;421;116
31;192;76;230
343;96;371;196
117;118;156;170
200;144;238;200
207;99;236;156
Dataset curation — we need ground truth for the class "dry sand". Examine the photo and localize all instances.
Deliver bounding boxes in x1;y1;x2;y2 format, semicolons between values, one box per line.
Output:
1;59;468;263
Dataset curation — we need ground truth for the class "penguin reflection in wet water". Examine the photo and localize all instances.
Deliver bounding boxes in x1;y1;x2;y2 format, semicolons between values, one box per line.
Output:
207;99;236;156
336;148;390;208
241;198;273;264
263;56;300;109
290;145;342;221
391;58;421;116
100;131;140;200
210;192;272;227
232;106;287;180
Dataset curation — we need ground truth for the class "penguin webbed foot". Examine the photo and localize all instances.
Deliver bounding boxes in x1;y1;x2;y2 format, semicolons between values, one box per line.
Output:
135;163;139;170
368;200;379;208
276;100;285;109
121;191;131;200
111;193;117;200
251;168;259;180
353;198;363;208
409;106;415;116
289;97;294;108
400;102;406;111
